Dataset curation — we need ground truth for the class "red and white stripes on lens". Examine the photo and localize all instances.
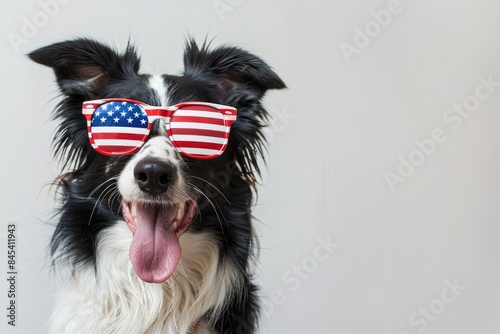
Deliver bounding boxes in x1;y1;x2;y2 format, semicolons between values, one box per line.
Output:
82;99;237;159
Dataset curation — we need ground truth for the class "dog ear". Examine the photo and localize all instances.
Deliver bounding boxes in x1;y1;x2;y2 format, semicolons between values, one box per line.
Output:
28;38;141;171
28;38;140;98
183;39;286;185
183;39;286;101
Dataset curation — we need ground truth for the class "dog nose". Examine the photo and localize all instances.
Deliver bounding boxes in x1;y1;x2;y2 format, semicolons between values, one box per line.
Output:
133;159;176;195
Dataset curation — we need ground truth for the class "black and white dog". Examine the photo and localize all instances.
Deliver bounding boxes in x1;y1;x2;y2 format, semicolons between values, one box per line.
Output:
29;37;285;333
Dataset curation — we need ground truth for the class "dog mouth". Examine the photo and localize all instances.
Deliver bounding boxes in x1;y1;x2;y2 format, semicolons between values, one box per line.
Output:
122;199;197;283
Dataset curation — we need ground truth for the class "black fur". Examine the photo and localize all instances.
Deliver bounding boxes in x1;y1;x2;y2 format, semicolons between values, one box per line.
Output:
29;37;285;333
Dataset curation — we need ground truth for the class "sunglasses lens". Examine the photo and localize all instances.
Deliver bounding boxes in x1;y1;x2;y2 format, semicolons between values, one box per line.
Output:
168;105;229;158
90;101;149;155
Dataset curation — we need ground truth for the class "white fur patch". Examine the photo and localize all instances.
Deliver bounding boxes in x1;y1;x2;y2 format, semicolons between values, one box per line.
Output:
49;223;237;334
149;74;169;107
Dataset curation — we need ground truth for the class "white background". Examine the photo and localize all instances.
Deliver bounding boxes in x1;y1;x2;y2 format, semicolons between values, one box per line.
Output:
1;0;500;333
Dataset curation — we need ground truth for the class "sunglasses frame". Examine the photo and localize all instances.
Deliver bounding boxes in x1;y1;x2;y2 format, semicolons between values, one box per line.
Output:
82;98;237;159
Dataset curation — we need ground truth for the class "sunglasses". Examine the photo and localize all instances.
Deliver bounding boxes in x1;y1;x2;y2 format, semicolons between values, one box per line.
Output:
82;98;237;159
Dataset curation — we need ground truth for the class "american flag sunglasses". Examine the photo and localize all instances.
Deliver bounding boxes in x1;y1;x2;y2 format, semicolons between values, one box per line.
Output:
82;98;237;159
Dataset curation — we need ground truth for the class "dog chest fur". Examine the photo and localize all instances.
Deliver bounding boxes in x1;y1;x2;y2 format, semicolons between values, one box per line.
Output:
50;223;236;334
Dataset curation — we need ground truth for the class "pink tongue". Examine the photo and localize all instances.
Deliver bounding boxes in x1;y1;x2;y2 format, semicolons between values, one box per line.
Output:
129;205;181;283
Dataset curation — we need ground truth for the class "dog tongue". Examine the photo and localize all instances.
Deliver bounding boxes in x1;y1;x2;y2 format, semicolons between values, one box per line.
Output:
129;204;181;283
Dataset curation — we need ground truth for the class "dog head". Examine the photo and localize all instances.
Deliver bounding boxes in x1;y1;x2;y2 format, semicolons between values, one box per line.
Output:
29;38;285;282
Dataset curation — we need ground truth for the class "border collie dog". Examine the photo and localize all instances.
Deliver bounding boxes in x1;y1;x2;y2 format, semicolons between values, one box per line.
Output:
29;38;285;334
